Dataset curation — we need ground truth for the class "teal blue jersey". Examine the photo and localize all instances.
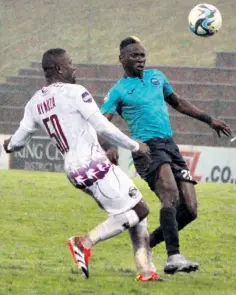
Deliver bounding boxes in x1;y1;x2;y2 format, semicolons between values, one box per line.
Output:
101;69;174;141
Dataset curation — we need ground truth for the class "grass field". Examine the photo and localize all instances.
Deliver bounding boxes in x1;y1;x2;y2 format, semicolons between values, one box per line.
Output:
1;0;236;79
0;169;236;295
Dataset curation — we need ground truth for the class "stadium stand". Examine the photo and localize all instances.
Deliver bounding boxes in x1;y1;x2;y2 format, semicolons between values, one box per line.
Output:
1;51;236;146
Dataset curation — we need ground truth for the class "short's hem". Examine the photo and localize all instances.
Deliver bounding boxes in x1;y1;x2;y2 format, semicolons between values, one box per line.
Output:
175;177;198;185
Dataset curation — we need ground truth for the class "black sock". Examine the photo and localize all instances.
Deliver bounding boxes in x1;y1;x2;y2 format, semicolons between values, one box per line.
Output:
160;207;179;256
150;204;196;248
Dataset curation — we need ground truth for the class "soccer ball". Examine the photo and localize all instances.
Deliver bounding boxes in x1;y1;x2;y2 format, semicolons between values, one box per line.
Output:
188;3;222;37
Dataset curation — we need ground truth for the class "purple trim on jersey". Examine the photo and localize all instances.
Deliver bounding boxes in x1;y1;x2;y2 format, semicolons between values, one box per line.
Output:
68;159;111;189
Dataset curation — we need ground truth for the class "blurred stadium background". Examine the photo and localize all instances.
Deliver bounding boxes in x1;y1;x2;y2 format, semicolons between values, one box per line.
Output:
1;1;236;294
1;0;236;177
1;0;236;144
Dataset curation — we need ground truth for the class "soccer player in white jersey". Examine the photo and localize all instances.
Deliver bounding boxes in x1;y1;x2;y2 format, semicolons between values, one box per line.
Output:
3;48;162;282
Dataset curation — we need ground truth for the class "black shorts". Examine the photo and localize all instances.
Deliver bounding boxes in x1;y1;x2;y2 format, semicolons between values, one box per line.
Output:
132;137;197;191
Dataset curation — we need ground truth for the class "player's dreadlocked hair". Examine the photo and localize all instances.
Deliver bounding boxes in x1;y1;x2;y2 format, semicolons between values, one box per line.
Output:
42;48;66;79
119;36;141;51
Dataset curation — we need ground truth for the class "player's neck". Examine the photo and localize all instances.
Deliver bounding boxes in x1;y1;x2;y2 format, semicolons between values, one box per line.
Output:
124;71;143;79
45;76;64;86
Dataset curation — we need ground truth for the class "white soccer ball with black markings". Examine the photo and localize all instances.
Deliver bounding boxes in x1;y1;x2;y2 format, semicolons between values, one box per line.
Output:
188;3;222;37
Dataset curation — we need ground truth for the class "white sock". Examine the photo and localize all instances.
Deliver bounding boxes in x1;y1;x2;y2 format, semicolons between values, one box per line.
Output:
128;218;156;276
88;209;139;245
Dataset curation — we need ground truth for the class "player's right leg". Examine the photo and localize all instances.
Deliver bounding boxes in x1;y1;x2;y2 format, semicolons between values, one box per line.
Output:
128;218;163;282
67;200;151;279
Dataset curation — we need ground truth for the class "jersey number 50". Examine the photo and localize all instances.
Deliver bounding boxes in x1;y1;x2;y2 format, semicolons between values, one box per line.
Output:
43;114;69;154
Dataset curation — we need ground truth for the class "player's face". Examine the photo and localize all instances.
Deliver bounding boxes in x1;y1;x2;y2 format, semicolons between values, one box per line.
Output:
58;53;77;84
120;44;146;77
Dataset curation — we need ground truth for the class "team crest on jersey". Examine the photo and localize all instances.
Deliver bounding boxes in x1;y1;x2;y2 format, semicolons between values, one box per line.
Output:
151;78;160;85
82;91;92;103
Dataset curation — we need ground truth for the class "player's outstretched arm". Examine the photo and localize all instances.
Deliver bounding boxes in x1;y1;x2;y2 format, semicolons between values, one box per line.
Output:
98;112;116;149
98;112;119;164
165;92;232;138
3;101;38;153
88;111;150;155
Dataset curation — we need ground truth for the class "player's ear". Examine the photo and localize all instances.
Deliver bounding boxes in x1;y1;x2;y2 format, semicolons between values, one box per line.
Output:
55;65;63;74
119;54;123;63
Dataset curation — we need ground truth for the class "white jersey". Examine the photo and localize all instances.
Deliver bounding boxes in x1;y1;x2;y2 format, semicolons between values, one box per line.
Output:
9;82;142;215
10;82;140;191
19;83;107;172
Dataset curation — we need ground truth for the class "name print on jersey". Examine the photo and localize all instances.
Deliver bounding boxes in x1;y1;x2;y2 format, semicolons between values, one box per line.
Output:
37;96;56;115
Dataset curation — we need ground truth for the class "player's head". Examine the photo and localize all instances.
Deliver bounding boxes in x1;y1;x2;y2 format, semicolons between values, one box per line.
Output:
119;36;146;78
42;48;76;84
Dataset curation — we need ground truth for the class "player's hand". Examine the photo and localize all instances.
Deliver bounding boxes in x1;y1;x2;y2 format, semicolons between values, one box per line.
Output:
136;140;150;156
210;119;232;137
106;147;119;165
3;137;12;153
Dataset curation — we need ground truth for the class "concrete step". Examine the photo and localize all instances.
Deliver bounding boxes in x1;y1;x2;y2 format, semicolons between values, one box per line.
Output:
216;52;236;68
5;75;236;100
0;103;220;133
0;106;24;122
0;120;226;147
1;88;236;120
29;62;236;83
0;122;44;136
173;131;216;146
0;89;30;106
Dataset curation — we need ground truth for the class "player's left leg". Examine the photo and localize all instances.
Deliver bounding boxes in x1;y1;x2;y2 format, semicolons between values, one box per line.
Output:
128;218;163;282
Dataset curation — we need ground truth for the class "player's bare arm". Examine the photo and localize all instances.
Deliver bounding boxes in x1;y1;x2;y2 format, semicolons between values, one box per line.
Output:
88;111;150;156
103;112;114;122
165;92;232;137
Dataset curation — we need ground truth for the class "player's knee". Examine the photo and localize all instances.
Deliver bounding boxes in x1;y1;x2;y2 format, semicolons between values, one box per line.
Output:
132;199;150;222
156;182;179;208
190;202;198;220
183;193;198;220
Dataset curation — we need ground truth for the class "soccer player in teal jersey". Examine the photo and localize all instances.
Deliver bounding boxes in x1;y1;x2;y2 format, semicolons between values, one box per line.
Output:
101;36;232;274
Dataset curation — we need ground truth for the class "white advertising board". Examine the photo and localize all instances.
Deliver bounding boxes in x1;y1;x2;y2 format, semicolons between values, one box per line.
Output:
0;134;10;170
119;145;236;184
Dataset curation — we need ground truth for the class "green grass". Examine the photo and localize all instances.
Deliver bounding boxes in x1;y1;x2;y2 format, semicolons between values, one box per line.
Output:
0;169;236;295
1;0;236;79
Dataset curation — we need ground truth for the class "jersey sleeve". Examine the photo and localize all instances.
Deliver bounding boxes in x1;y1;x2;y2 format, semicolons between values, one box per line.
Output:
162;73;174;98
20;101;38;132
74;85;100;120
100;86;120;114
8;101;38;150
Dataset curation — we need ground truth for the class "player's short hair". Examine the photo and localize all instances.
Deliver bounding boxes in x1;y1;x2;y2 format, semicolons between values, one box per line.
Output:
119;36;141;51
42;48;66;78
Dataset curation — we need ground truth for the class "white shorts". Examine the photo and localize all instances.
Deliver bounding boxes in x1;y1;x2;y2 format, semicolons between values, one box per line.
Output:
68;164;142;216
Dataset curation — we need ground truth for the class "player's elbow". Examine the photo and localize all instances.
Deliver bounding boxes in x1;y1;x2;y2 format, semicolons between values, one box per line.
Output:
103;112;113;121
